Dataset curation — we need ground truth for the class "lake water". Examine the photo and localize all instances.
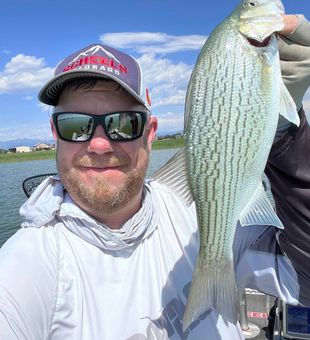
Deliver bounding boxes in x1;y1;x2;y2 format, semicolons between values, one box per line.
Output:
0;148;179;248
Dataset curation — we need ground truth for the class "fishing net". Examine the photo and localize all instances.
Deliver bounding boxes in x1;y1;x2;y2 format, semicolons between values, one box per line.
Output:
22;173;57;198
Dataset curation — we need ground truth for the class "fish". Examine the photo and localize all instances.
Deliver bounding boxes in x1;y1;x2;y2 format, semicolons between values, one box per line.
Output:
153;0;300;331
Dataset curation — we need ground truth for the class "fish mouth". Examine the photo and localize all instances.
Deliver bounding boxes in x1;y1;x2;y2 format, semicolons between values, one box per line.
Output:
247;36;271;48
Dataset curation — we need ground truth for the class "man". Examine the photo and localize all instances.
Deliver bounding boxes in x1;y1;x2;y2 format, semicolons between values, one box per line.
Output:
0;15;309;340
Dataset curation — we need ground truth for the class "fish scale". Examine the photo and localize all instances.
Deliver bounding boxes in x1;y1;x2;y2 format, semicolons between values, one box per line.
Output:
154;0;299;330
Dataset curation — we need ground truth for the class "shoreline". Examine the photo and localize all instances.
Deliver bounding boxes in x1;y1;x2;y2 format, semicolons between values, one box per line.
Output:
0;138;184;164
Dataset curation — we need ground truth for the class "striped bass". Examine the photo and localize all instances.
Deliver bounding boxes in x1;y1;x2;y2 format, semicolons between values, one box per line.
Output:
154;0;300;331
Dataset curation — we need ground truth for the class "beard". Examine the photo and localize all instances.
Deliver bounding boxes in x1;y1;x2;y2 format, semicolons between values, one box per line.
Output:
57;149;149;219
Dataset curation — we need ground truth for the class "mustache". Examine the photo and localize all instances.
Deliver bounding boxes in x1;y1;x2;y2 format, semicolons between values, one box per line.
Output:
73;154;129;168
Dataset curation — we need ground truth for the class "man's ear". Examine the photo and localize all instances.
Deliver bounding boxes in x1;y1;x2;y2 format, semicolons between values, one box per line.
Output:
50;118;57;140
146;116;158;148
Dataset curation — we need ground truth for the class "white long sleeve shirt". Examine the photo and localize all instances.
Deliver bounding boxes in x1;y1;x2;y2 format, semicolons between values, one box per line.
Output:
0;177;299;340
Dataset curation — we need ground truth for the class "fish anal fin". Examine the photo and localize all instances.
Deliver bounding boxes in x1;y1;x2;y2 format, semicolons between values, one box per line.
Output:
279;74;300;127
239;184;284;228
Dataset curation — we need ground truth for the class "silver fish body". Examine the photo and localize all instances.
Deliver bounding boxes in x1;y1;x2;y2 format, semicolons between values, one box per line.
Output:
183;12;280;331
154;0;299;331
186;7;282;270
182;0;298;329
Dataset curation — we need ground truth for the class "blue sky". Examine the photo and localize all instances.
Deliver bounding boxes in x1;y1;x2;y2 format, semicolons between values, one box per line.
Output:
0;0;310;143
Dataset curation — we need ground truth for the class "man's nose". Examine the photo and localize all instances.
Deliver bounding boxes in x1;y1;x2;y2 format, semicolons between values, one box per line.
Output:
87;125;114;154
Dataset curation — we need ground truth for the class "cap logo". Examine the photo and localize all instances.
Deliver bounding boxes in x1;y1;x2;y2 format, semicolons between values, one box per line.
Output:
62;45;127;75
70;45;121;64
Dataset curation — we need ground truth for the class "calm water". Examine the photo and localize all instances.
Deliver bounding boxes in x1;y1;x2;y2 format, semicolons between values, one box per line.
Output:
0;148;179;248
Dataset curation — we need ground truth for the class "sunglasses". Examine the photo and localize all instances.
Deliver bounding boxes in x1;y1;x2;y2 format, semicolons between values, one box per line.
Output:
52;111;149;142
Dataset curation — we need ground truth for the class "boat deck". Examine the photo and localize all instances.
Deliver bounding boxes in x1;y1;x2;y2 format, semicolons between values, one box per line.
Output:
242;290;310;339
240;289;274;339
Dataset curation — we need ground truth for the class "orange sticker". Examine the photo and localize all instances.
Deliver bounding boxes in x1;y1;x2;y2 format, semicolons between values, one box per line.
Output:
146;88;151;106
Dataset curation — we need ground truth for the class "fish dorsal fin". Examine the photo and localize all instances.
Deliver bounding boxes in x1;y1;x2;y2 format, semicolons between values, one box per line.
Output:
239;184;284;228
278;62;300;126
152;147;193;206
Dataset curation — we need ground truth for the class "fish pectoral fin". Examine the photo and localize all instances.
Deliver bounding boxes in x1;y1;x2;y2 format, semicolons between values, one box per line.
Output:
279;77;300;127
239;184;284;228
152;147;193;206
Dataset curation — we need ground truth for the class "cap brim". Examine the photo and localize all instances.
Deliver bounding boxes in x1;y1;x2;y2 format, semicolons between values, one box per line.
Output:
38;69;149;110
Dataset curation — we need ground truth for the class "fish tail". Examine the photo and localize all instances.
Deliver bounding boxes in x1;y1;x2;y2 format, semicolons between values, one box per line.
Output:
182;258;239;331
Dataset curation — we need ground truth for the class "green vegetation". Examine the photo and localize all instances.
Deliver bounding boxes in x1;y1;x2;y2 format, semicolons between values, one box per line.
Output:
0;137;184;164
0;150;56;164
152;137;184;150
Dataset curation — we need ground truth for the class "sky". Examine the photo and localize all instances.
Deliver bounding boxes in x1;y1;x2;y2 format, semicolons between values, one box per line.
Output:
0;0;310;144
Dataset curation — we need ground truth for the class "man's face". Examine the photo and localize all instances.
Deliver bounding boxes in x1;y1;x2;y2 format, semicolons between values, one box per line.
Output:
51;81;157;227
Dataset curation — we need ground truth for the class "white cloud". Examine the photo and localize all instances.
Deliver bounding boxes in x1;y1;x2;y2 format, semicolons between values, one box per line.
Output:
4;54;45;73
37;102;52;113
2;49;11;54
138;53;190;86
100;32;207;55
22;95;33;101
0;122;53;142
0;54;54;94
156;111;184;132
137;53;192;108
153;90;186;107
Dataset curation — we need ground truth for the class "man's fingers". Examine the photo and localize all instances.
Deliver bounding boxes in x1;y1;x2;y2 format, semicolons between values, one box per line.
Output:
280;15;299;37
280;15;310;46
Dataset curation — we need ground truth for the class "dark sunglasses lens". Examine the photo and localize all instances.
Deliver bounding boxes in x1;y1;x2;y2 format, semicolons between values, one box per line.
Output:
57;113;94;141
104;112;144;141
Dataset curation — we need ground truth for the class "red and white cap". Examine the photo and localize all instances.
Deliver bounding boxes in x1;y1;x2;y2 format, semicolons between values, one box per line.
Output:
38;43;151;111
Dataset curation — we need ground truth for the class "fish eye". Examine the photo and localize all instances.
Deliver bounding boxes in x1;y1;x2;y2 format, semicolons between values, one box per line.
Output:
244;1;257;7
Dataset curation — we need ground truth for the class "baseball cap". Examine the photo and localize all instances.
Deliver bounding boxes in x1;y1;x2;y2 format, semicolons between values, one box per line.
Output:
38;43;152;111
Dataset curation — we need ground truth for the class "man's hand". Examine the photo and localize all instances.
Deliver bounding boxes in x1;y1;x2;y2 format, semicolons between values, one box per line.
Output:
279;15;310;111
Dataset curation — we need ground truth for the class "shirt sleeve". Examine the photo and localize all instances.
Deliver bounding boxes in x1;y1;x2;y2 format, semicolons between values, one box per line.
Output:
276;15;310;139
0;227;59;340
265;108;310;306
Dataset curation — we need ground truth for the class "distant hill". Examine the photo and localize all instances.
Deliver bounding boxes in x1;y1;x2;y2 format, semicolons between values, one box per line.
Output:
0;139;54;150
0;133;183;150
157;130;183;138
